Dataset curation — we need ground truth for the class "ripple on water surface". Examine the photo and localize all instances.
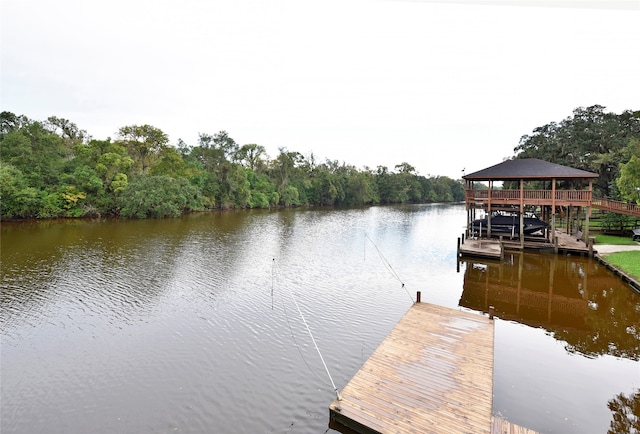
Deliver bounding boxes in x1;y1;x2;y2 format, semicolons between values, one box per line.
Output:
2;205;638;434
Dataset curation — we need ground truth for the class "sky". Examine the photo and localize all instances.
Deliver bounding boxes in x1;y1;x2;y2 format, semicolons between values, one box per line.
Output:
2;0;639;179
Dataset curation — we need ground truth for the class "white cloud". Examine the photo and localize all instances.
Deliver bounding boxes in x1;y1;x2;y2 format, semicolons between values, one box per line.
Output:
2;0;639;177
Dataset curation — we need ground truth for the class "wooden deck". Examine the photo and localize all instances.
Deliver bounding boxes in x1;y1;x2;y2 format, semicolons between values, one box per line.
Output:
329;302;495;434
491;416;540;434
459;230;592;259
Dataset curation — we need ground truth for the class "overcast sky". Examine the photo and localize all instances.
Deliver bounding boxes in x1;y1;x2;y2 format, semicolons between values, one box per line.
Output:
2;0;639;178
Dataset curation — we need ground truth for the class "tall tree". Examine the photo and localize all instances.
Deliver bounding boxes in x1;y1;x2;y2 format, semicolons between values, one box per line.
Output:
617;156;640;204
515;105;640;197
117;125;169;176
0;111;29;137
236;143;267;172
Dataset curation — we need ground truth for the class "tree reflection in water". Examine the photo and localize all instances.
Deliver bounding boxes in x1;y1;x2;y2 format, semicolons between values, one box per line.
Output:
607;389;639;434
459;252;640;360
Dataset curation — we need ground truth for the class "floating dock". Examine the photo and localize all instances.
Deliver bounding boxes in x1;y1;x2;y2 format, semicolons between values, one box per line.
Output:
329;302;495;434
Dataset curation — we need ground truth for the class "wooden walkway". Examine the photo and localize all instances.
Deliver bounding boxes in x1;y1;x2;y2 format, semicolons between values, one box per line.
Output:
329;302;495;434
592;198;640;217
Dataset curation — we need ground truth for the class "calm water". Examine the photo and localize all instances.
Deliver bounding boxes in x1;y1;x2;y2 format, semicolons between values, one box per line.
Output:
1;204;638;434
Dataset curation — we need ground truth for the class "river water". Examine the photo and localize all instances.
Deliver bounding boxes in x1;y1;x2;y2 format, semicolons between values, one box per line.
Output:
1;204;638;434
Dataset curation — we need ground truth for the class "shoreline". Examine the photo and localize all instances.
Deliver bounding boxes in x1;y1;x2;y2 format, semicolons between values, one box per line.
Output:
594;243;640;294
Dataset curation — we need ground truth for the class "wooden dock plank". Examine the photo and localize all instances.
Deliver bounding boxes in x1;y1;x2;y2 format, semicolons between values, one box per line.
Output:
330;302;495;434
491;416;541;434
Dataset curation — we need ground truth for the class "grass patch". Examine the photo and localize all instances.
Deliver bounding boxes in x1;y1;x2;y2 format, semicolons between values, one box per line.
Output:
594;233;638;245
602;251;640;281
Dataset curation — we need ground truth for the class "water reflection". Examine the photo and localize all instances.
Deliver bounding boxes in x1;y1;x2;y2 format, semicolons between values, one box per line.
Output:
459;253;640;360
607;389;640;434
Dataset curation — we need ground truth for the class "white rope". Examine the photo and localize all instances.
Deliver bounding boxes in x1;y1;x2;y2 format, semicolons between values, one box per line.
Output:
365;233;415;304
286;286;341;401
273;259;341;402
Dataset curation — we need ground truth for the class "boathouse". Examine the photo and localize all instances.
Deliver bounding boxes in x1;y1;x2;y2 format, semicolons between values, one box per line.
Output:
463;158;599;247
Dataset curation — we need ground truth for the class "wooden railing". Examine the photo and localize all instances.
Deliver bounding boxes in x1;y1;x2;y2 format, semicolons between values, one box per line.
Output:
466;190;640;216
592;198;640;217
466;189;592;205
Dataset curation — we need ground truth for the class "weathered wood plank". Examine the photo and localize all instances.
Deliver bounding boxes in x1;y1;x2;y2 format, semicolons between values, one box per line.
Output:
330;302;495;434
491;416;541;434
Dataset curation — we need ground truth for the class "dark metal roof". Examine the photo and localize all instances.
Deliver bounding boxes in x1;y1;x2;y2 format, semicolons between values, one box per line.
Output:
463;158;599;180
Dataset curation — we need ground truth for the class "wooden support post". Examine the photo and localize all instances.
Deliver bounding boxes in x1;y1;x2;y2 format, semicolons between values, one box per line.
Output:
519;179;524;248
489;305;494;320
519;212;524;249
499;236;504;260
585;206;591;243
588;237;595;258
416;291;421;303
457;237;461;257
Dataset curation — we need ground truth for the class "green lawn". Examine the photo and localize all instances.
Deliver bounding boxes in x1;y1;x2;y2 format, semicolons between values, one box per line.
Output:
594;233;638;245
601;251;640;281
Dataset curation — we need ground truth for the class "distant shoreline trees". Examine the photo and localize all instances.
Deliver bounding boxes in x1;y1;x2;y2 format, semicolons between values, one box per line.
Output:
0;112;465;220
3;105;637;221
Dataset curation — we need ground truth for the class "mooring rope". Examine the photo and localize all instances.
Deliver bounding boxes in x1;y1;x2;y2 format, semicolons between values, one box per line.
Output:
272;259;341;402
274;260;324;384
365;233;415;304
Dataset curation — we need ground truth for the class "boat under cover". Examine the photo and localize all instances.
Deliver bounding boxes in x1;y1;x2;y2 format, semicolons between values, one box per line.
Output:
471;213;548;237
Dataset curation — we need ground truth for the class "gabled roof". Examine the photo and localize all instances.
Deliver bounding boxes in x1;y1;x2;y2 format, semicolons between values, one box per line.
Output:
463;158;599;181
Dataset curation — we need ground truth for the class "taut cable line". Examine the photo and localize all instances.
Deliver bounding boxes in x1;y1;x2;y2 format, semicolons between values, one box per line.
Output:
272;259;342;403
364;233;415;304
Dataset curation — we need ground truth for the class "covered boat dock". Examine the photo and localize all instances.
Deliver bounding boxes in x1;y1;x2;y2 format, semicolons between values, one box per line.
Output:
463;158;599;251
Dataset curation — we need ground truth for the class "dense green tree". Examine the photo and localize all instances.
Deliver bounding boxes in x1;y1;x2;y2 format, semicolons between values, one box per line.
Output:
213;130;239;162
375;166;393;203
57;185;88;217
118;175;204;218
270;148;308;205
45;116;87;142
0;119;67;189
310;169;340;206
347;169;378;205
71;139;135;214
224;164;251;208
617;156;640;204
280;185;300;206
515;105;640;197
236;143;267;172
247;171;279;208
117;124;169;175
0;111;28;137
150;147;189;178
0;163;41;219
45;116;87;162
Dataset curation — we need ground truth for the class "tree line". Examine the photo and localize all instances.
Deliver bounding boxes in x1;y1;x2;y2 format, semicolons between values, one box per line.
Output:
3;105;637;220
0;112;465;219
513;104;640;203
